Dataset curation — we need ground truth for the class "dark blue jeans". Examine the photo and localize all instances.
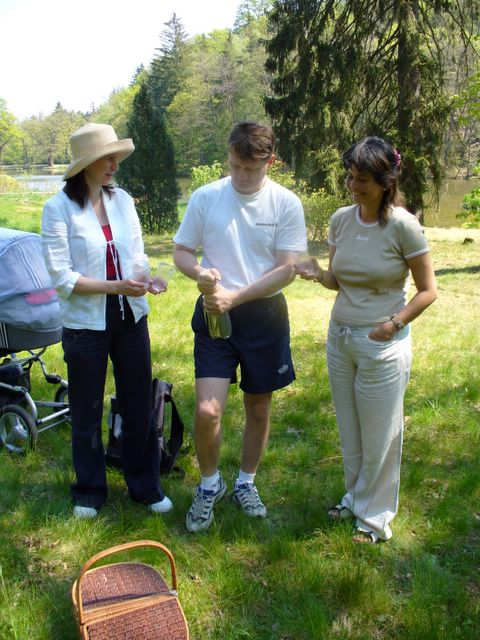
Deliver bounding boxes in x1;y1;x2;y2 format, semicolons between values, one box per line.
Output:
62;295;164;509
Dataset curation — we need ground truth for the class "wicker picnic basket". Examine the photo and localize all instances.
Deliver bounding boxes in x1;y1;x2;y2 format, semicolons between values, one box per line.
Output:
72;540;189;639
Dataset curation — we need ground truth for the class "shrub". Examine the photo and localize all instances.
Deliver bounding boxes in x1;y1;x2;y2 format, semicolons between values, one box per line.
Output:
458;186;480;227
189;162;224;194
270;160;343;241
0;174;23;193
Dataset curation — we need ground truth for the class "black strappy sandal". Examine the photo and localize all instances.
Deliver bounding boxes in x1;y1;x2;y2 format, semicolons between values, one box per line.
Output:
327;504;353;521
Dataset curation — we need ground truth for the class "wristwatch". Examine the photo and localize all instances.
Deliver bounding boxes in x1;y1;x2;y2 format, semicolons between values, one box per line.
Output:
390;315;405;331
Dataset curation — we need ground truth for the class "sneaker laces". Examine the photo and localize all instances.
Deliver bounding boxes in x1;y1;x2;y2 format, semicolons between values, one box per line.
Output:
190;487;216;520
235;483;264;509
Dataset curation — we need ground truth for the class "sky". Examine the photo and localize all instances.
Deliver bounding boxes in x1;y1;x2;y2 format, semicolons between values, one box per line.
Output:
1;0;243;120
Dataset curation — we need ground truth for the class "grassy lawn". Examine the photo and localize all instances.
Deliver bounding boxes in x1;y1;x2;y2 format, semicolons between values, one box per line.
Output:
0;194;479;639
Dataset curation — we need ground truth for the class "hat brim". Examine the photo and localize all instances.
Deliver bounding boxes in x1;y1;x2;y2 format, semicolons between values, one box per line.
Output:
63;139;135;180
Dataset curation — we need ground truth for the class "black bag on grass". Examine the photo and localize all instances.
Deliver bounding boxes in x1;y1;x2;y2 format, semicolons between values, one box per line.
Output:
105;378;185;476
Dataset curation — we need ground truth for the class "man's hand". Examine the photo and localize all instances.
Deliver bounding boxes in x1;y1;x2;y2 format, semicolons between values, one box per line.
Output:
197;267;221;295
203;284;236;314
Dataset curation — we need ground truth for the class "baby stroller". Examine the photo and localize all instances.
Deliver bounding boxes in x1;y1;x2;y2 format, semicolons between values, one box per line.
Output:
0;227;70;454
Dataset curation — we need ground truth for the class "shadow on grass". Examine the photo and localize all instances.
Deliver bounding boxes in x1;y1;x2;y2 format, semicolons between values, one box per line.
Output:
435;264;480;276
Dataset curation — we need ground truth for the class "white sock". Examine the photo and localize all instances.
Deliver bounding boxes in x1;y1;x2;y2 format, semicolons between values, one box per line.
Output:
236;470;255;486
73;506;97;519
201;471;220;491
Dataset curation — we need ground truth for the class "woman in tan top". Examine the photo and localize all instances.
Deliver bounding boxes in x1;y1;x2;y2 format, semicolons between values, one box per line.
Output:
297;137;437;543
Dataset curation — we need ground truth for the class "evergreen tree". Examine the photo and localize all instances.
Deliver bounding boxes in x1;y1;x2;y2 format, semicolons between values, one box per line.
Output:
265;0;479;217
150;13;189;114
117;82;180;233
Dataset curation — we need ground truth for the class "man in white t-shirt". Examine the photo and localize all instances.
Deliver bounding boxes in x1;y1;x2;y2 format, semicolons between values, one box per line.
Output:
173;122;307;532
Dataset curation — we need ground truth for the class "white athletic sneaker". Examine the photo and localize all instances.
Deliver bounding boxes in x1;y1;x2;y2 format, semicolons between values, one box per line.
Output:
232;483;267;518
149;496;173;514
186;476;227;533
73;506;98;519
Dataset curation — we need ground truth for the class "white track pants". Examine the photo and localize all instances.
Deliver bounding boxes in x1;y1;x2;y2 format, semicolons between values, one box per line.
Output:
327;320;412;540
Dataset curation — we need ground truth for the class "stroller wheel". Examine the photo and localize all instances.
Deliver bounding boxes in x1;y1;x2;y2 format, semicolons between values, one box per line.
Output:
54;385;68;405
0;405;37;454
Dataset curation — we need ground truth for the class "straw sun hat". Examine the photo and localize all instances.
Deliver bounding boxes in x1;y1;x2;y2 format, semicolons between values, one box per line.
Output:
63;123;134;180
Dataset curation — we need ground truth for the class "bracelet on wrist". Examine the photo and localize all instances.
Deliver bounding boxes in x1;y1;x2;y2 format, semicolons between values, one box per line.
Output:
390;315;405;331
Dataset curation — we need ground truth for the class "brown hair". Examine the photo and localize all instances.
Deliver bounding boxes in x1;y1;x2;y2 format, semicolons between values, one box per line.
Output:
63;170;113;208
228;121;276;161
342;136;404;226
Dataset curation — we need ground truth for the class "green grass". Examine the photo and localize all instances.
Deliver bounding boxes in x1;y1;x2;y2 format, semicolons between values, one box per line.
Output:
1;194;479;639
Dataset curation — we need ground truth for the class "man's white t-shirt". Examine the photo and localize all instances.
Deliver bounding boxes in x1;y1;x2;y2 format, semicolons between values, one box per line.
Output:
173;176;307;291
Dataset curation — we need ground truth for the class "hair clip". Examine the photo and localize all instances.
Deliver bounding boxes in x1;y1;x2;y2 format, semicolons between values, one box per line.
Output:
393;148;401;167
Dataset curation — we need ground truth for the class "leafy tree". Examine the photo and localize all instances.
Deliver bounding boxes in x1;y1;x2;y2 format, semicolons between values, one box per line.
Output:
265;0;479;218
0;99;22;164
18;105;85;167
117;82;180;233
233;0;274;30
167;21;272;171
92;84;142;139
450;60;480;177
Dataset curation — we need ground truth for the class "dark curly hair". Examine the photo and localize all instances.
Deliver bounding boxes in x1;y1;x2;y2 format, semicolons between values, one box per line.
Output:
343;136;404;226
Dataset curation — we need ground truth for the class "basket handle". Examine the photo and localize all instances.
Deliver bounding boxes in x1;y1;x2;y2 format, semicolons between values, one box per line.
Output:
75;540;178;623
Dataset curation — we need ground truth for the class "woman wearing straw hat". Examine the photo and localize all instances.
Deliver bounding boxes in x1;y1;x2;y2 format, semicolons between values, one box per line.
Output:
41;123;172;518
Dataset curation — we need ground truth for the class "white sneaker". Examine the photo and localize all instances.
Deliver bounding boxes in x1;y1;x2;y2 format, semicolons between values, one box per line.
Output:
149;496;173;513
232;483;267;517
73;506;98;519
186;476;227;533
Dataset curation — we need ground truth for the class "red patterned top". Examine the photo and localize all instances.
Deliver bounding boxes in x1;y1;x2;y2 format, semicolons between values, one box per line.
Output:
102;224;121;280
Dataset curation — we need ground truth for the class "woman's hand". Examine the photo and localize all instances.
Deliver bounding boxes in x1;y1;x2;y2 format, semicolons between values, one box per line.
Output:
114;279;148;297
368;321;396;342
295;257;322;281
147;277;167;295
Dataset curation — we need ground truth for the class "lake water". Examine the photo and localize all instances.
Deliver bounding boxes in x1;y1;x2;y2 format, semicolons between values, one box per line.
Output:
4;171;479;228
424;177;480;228
15;174;65;192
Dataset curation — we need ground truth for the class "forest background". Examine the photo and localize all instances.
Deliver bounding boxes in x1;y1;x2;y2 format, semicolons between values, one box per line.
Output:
1;3;480;637
1;0;479;234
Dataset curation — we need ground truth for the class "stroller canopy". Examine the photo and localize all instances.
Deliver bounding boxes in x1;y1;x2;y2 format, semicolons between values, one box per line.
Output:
0;227;62;333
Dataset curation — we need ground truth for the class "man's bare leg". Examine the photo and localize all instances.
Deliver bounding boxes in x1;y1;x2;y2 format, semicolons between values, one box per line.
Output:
240;391;272;473
194;377;230;476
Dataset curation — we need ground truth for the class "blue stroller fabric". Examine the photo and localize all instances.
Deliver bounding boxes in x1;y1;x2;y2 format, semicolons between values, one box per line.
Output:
0;228;62;335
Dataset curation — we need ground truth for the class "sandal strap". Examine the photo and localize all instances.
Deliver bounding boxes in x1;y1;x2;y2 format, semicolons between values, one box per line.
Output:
353;529;379;544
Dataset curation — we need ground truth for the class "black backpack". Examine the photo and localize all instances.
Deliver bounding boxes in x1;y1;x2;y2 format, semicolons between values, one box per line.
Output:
105;379;185;476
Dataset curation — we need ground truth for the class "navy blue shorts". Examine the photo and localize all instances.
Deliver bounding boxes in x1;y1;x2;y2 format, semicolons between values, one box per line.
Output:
192;293;295;394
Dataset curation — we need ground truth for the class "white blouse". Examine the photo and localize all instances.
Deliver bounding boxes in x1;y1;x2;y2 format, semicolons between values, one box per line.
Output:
41;187;149;330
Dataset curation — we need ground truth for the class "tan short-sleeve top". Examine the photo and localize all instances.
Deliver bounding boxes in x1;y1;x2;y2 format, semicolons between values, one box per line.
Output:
328;205;429;327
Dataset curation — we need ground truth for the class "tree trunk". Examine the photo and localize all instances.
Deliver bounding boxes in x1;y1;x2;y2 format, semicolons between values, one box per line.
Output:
397;0;424;222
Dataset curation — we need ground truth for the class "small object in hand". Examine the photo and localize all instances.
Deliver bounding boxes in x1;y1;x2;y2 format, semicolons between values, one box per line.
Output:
203;306;232;339
152;262;176;292
295;256;321;280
